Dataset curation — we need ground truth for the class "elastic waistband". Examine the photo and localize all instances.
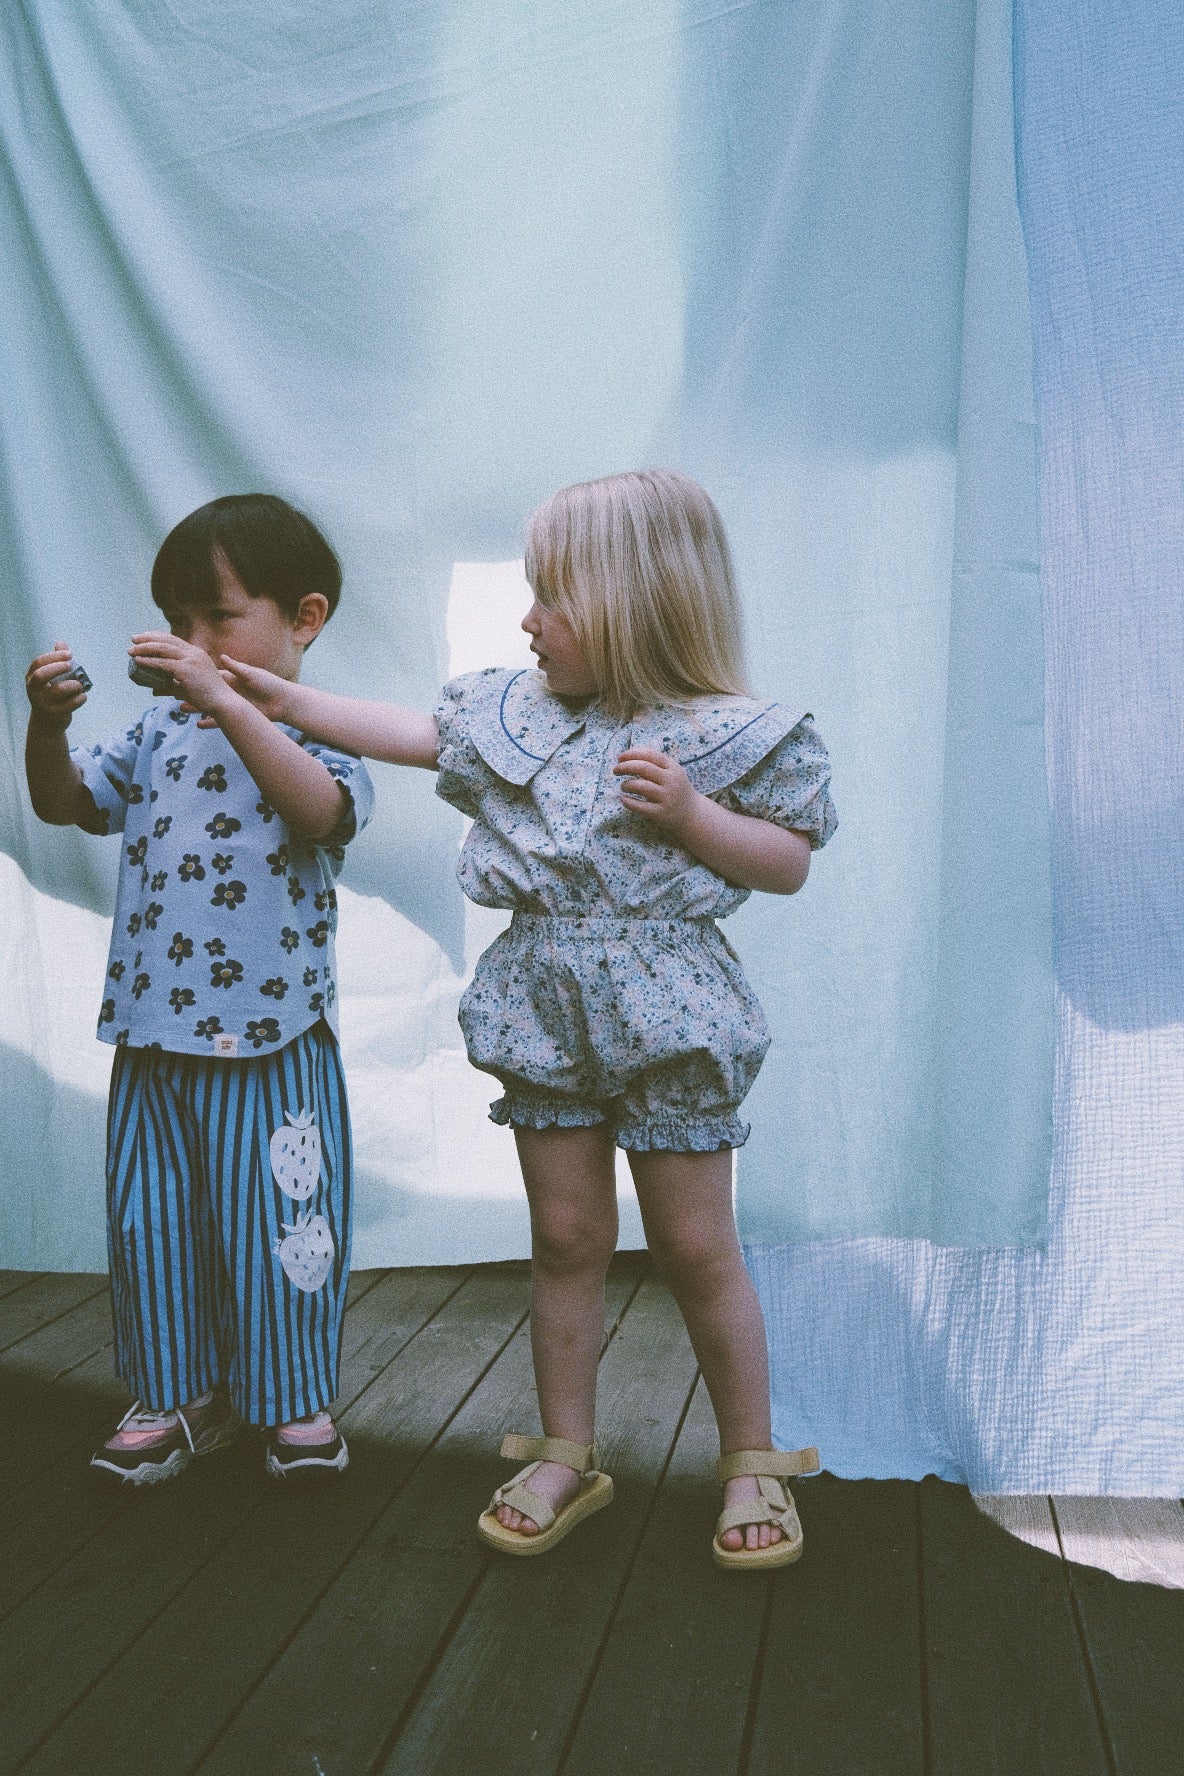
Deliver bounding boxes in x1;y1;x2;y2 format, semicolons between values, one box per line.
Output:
509;912;717;938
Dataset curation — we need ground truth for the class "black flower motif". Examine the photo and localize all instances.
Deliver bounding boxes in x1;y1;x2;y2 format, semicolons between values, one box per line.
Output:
204;937;226;957
211;851;234;875
143;901;164;931
324;843;346;866
169;986;196;1015
164;754;187;780
325;978;336;1006
302;967;318;987
305;920;329;948
178;853;205;882
140;866;150;890
126;913;142;938
195;1016;224;1041
131;972;151;1001
266;845;289;876
260;977;288;1000
126;784;145;804
210;958;244;989
286;877;306;905
149;791;159;804
211;879;247;910
197;764;227;792
152;815;172;838
99;998;115;1024
313;888;337;913
108;960;126;981
115;1029;130;1047
256;798;275;823
279;926;300;953
134;950;143;968
167;931;194;967
169;707;190;723
307;992;325;1015
205;811;242;839
150;870;168;891
126;836;148;868
152;731;166;751
245;1017;281;1049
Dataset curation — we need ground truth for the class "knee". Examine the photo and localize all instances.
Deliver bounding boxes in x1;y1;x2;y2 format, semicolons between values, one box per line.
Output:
531;1205;617;1278
648;1229;737;1305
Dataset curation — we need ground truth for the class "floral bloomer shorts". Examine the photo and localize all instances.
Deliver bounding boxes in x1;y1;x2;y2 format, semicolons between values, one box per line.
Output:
459;913;771;1153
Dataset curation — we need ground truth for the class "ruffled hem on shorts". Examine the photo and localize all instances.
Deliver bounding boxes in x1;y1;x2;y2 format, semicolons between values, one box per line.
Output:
488;1094;607;1131
616;1113;750;1153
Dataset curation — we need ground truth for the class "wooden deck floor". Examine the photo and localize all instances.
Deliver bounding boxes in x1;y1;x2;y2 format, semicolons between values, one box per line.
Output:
2;1258;1183;1776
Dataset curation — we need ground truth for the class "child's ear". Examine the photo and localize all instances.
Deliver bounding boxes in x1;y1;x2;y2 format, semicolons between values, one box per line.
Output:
293;593;330;648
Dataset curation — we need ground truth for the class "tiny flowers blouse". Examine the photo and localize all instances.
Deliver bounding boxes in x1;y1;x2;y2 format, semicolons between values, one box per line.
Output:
72;702;374;1059
433;667;837;919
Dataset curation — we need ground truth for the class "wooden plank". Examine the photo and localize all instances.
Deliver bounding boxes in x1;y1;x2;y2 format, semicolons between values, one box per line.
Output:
0;1272;39;1301
192;1261;647;1776
375;1277;699;1776
0;1264;475;1774
974;1493;1061;1557
0;1273;107;1353
747;1475;924;1776
1053;1497;1184;1776
1054;1496;1184;1590
562;1374;761;1776
0;1290;119;1504
921;1477;1110;1776
0;1267;421;1624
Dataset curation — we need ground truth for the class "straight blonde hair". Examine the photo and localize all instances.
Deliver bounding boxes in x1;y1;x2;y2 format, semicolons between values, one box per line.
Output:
524;469;751;720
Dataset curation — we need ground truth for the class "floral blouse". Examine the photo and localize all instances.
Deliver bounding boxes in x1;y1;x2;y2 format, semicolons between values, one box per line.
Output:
72;702;374;1059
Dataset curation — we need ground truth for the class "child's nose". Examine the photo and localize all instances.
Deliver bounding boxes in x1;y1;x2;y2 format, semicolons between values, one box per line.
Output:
522;602;541;634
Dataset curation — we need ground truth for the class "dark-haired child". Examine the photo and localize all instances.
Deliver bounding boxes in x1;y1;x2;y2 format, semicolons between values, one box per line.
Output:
24;494;374;1484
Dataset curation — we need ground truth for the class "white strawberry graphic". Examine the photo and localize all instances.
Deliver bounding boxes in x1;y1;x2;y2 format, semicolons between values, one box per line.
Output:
273;1210;335;1292
269;1109;321;1201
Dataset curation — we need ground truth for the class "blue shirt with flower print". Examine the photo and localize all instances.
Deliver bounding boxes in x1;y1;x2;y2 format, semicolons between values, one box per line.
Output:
71;701;374;1059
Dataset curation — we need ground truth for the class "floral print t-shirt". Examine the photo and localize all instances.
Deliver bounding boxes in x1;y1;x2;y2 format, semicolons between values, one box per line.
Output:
71;702;374;1059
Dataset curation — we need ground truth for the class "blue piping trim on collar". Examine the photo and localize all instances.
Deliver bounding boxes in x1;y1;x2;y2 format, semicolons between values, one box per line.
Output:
499;670;548;761
681;704;779;765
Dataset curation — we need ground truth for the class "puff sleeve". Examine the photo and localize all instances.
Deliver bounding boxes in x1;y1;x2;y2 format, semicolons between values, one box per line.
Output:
713;716;837;849
69;722;147;835
432;671;492;818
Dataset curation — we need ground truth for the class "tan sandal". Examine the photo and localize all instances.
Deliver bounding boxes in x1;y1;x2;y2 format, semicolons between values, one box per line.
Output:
477;1434;614;1556
712;1446;820;1570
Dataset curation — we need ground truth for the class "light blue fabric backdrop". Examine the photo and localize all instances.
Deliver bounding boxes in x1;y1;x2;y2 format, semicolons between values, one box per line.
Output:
756;0;1184;1492
0;0;1052;1284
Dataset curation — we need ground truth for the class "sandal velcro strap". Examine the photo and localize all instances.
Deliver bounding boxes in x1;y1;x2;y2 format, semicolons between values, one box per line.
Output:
500;1433;597;1473
716;1446;820;1483
715;1491;796;1538
493;1477;557;1530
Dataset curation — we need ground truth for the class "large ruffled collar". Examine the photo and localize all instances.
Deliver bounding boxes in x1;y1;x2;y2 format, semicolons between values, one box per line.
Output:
464;668;805;793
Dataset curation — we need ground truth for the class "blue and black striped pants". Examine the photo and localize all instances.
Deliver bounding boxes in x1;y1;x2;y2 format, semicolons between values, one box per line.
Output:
105;1023;352;1426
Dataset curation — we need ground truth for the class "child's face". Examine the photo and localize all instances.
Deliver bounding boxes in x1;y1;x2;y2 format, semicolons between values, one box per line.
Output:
159;559;312;681
522;599;598;699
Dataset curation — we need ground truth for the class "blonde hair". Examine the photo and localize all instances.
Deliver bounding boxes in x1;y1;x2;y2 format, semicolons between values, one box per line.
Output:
524;469;751;720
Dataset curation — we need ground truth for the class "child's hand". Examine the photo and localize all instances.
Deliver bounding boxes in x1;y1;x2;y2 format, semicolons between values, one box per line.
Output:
614;747;701;834
129;633;233;714
215;657;294;723
26;643;88;730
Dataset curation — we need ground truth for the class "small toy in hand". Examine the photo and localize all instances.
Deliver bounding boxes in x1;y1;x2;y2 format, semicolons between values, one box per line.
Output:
128;658;177;697
49;660;93;692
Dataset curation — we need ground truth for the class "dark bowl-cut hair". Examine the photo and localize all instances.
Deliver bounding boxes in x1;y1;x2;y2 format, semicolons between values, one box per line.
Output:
151;494;342;625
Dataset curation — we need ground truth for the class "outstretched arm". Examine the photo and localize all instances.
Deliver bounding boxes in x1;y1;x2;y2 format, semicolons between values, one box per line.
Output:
213;658;439;768
614;747;811;895
130;635;357;840
25;644;101;827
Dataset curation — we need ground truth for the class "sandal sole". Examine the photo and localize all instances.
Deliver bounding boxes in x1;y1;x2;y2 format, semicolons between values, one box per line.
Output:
477;1472;614;1555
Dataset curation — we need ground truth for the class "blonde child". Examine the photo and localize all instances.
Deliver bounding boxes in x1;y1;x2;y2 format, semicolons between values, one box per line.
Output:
216;470;836;1566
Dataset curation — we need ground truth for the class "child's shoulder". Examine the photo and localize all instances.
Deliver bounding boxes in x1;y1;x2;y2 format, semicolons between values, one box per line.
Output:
436;667;589;787
638;695;814;794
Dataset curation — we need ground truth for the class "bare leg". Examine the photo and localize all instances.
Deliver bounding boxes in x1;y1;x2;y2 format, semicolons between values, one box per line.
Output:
495;1124;618;1534
629;1148;781;1552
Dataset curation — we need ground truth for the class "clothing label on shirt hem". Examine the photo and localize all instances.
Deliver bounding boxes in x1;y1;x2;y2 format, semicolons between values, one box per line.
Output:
212;1033;239;1058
